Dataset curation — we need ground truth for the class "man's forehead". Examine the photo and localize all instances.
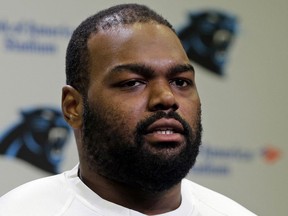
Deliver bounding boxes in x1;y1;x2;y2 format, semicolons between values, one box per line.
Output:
87;22;189;75
87;22;180;56
89;22;172;40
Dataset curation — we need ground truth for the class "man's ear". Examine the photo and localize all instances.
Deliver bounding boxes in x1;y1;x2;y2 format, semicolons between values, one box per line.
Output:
62;85;83;129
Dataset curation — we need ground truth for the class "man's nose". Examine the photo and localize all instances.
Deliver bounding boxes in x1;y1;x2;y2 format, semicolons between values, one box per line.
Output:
147;80;179;112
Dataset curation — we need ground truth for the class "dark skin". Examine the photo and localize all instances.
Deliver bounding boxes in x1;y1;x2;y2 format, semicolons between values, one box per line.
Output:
62;23;201;215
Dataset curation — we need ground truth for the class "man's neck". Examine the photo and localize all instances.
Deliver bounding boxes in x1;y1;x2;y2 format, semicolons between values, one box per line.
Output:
79;166;182;215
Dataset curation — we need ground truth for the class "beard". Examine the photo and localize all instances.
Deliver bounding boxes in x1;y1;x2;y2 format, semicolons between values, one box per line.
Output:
82;100;202;193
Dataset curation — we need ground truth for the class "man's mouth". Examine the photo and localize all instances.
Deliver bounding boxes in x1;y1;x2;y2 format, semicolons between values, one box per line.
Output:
143;118;185;146
154;129;176;135
146;118;184;134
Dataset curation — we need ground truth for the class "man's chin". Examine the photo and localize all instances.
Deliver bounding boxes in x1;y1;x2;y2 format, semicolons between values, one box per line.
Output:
141;141;187;160
89;144;195;193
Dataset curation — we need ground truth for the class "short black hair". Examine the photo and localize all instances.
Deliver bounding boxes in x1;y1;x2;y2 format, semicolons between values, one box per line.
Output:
65;3;175;96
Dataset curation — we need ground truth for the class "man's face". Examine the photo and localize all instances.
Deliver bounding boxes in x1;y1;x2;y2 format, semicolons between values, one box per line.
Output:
82;23;202;192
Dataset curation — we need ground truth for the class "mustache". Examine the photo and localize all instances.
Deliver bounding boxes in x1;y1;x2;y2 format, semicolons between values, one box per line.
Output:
135;111;192;136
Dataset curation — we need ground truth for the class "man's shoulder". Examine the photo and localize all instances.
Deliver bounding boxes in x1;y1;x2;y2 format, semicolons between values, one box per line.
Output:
182;179;257;215
0;171;75;216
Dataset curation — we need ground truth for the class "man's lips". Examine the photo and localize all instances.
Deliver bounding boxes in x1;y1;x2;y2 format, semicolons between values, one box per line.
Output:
144;118;185;145
145;118;184;134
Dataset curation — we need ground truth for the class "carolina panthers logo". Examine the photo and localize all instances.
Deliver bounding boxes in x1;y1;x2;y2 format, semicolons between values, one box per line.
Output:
177;10;238;75
0;107;71;174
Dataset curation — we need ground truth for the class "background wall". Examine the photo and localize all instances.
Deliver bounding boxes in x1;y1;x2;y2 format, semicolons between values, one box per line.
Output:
0;1;287;215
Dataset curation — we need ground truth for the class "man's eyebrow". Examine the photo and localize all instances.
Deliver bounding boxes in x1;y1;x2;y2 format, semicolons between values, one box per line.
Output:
109;63;195;77
168;64;195;76
109;63;154;78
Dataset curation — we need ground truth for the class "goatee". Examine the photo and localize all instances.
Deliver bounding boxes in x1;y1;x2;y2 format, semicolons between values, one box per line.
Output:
82;101;202;193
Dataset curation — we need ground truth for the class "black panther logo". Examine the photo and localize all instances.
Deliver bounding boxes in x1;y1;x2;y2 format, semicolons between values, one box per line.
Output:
0;107;71;174
177;10;238;75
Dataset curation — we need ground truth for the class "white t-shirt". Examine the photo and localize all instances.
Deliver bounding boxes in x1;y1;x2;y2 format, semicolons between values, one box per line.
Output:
0;165;256;216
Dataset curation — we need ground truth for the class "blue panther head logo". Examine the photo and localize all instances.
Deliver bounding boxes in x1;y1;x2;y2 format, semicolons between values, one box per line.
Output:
0;107;71;174
177;10;238;75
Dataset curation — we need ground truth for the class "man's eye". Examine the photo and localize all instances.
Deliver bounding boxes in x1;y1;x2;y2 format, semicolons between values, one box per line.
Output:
120;80;144;88
170;79;192;87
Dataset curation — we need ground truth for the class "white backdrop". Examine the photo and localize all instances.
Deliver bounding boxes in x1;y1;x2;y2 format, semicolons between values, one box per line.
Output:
0;1;287;215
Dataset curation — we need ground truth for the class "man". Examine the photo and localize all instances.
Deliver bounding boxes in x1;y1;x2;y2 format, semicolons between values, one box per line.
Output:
0;4;256;216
